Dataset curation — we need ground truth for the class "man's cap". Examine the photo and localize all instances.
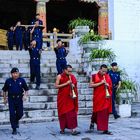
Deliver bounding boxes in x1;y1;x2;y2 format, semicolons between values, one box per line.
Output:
111;62;117;66
11;68;19;73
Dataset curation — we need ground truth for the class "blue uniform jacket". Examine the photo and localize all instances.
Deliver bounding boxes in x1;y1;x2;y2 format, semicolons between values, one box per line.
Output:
54;47;68;59
2;78;29;97
108;70;121;88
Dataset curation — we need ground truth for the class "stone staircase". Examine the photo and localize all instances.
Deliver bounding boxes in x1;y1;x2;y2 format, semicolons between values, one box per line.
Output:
0;51;93;124
131;102;140;118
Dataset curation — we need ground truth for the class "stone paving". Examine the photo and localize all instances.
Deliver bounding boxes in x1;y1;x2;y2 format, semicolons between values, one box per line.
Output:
0;116;140;140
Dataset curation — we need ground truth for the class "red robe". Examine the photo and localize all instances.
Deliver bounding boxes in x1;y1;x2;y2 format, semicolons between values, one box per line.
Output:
57;72;78;117
91;72;112;131
92;72;112;113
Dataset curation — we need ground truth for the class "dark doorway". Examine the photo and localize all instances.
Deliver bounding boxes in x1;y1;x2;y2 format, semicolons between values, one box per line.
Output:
0;0;36;30
0;0;99;32
46;0;99;33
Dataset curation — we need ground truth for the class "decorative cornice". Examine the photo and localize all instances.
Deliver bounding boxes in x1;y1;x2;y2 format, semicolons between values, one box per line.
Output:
34;0;50;3
80;0;99;4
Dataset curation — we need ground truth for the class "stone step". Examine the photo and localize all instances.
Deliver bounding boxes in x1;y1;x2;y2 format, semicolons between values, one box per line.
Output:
0;76;89;86
0;93;92;103
0;107;92;121
0;82;90;90
0;62;80;68
0;90;92;99
0;67;82;76
131;102;140;118
0;117;57;125
0;114;92;126
0;50;81;60
0;98;92;110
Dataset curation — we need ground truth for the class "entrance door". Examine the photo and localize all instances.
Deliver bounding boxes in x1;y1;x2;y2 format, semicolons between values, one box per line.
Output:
46;0;99;33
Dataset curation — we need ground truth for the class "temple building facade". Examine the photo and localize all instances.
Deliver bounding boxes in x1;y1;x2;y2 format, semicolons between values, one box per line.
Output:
0;0;109;36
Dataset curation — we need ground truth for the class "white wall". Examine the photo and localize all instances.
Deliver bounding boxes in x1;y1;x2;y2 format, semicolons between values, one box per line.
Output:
103;40;140;85
108;0;140;40
108;0;114;39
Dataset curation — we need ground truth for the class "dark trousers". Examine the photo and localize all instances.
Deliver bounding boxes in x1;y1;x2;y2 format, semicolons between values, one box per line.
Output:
56;59;67;74
8;97;23;129
30;59;41;86
8;40;13;50
112;88;118;117
23;40;30;50
15;38;23;50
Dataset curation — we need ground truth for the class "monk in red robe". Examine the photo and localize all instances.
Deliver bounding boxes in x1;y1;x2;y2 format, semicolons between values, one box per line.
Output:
89;64;113;135
55;65;80;135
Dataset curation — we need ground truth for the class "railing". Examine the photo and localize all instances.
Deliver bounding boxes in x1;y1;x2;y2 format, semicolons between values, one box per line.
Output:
0;27;109;50
43;32;73;49
0;29;7;49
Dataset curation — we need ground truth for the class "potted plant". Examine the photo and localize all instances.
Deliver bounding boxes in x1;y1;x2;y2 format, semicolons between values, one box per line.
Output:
78;32;103;58
116;79;137;117
78;32;102;46
68;18;95;36
89;48;116;63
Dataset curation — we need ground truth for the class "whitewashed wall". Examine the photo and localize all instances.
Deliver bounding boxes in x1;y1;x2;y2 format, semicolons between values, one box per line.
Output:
103;40;140;89
108;0;140;40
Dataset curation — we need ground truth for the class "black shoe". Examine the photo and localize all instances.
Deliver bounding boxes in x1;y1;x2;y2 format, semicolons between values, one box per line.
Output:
16;121;19;128
29;83;33;89
114;115;120;119
35;85;40;90
103;130;113;135
12;128;17;135
89;123;94;130
71;131;81;136
60;130;65;134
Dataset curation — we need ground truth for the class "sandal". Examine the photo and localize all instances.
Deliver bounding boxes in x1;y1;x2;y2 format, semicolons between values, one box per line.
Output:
103;130;113;135
71;131;81;136
89;123;94;130
60;130;65;134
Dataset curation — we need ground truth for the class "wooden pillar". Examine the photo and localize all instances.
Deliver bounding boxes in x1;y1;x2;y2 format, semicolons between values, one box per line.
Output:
98;0;108;36
35;0;49;32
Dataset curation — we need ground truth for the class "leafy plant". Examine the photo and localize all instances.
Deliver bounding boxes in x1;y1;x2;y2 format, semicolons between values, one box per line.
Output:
90;48;116;62
116;80;138;104
119;80;137;93
68;18;95;29
78;32;102;45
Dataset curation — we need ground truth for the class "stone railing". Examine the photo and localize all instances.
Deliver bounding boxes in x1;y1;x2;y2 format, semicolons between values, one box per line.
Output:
43;32;73;49
0;29;7;49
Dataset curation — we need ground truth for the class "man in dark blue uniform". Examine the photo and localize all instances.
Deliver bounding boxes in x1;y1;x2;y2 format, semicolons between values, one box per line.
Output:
7;26;14;50
108;62;121;119
29;21;42;90
23;27;31;50
31;13;43;49
14;21;24;50
54;39;68;74
2;68;28;135
31;20;43;50
31;13;43;25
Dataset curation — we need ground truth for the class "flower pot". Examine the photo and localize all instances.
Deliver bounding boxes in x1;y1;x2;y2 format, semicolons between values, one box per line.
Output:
83;41;99;53
91;58;109;65
119;104;131;118
75;26;90;37
119;92;135;105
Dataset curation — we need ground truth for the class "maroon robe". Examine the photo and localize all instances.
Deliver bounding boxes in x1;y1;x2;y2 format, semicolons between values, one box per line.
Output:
91;72;112;131
57;72;78;130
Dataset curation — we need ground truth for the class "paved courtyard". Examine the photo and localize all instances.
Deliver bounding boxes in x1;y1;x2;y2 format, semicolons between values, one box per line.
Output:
0;116;140;140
